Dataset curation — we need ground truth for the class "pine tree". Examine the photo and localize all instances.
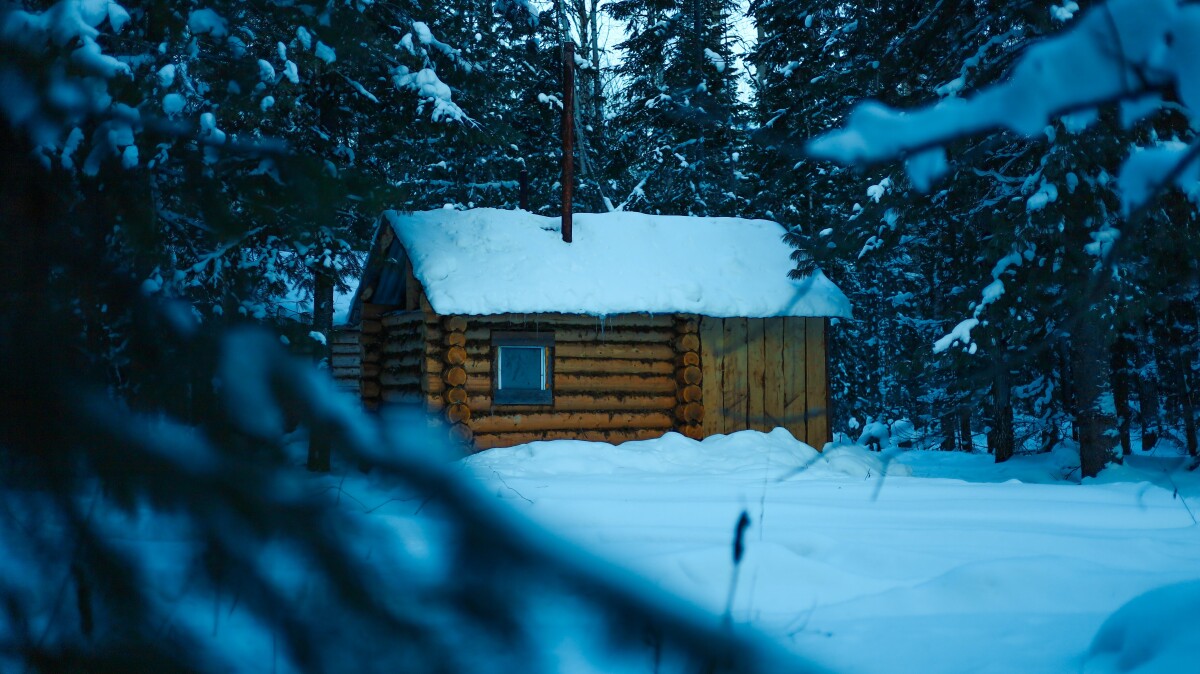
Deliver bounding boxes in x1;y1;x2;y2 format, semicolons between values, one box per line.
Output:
605;0;747;215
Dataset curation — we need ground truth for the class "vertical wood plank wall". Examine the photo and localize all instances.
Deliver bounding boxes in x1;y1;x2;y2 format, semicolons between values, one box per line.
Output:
699;316;829;448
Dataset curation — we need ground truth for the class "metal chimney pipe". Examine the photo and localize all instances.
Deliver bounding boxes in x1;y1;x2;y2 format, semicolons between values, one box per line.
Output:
561;41;575;243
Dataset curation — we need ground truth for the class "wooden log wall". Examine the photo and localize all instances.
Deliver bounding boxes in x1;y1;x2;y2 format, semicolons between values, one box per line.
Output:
358;303;387;411
674;316;704;440
699;317;830;448
330;328;362;396
437;315;475;447
378;309;427;409
448;314;680;451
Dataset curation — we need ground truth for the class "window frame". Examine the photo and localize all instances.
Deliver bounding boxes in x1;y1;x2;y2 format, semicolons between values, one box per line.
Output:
492;331;554;405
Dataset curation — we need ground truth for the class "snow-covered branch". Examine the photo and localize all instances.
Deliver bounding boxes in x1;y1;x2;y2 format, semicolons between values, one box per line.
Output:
808;0;1200;210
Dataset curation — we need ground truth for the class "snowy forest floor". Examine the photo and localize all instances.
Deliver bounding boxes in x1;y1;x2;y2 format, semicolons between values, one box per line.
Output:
21;428;1195;672
462;431;1200;673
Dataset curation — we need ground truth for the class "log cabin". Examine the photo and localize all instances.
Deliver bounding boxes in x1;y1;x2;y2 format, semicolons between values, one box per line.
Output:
338;208;851;451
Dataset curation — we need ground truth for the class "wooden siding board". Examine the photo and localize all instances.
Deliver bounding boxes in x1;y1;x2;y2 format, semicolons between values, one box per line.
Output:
723;318;749;434
746;318;767;432
783;317;808;443
805;318;829;448
763;318;785;430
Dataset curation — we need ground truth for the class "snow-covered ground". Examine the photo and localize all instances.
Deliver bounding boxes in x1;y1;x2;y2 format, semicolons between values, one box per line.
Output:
9;427;1196;672
464;430;1200;673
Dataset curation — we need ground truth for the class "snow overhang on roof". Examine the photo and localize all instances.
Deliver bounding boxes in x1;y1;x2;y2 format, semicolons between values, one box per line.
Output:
383;208;852;319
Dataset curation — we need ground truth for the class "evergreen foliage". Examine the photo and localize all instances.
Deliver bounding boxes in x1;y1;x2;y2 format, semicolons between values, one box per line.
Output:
605;0;748;214
5;0;1200;668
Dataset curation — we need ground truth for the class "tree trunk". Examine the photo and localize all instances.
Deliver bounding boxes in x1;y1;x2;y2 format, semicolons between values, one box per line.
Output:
958;409;972;452
992;364;1014;464
1169;307;1198;457
1110;330;1134;456
1134;322;1161;451
307;269;334;472
940;413;956;451
590;0;601;123
1059;340;1078;441
1071;314;1119;478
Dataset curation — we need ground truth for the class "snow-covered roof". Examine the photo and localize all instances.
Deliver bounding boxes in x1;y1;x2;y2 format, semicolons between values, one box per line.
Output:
382;208;851;318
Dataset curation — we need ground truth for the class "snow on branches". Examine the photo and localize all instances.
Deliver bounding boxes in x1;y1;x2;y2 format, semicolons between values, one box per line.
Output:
808;0;1200;212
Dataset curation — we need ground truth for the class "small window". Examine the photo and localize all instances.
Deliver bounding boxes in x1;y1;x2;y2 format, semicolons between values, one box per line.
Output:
493;332;553;405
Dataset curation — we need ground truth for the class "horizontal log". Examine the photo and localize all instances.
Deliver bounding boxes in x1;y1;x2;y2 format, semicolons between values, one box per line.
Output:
675;316;700;334
465;329;672;346
680;424;704;441
362;363;380;379
442;375;497;394
552;328;675;344
674;334;700;353
446;387;469;405
332;366;360;378
450;422;474;445
678;385;702;403
361;380;381;398
675;402;704;423
426;394;446;412
676;366;702;386
380;389;422;404
446;345;468;366
332;344;360;356
554;374;676;394
361;304;388;319
444;366;468;387
382;353;423;371
330;331;360;344
555;358;674;376
381;372;421;388
554;343;674;360
383;329;423;345
472;428;668;450
426;374;445;394
381;311;425;327
382;340;424;355
444;332;467;347
433;327;490;343
447;403;472;424
426;357;488;376
675;352;700;368
443;315;468;333
468;411;674;434
331;354;359;368
467;393;676;413
467;313;675;328
424;326;484;340
360;320;382;335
